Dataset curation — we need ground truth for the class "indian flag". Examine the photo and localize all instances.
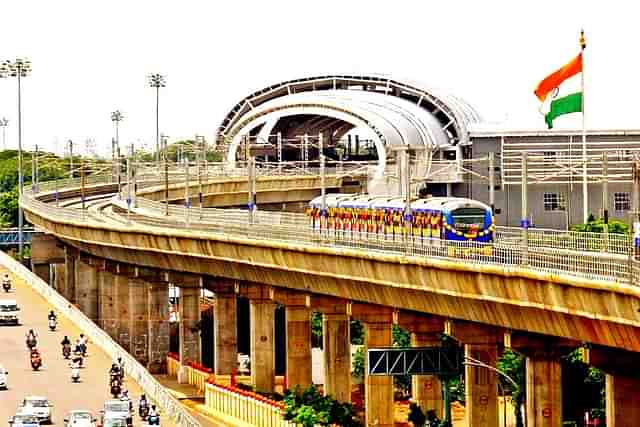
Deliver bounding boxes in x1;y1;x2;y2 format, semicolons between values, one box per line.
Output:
534;32;586;129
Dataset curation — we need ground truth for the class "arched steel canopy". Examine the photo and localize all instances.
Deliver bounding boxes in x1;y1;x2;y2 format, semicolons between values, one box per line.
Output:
216;74;482;148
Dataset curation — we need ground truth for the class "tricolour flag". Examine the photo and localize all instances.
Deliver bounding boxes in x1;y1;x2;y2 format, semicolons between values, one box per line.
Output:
534;33;586;129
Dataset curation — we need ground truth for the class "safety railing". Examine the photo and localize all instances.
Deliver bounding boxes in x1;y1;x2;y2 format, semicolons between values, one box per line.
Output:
204;383;297;427
186;363;211;394
0;250;202;427
22;174;639;286
167;353;180;377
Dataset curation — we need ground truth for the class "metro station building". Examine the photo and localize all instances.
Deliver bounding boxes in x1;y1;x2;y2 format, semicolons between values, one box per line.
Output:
217;74;640;229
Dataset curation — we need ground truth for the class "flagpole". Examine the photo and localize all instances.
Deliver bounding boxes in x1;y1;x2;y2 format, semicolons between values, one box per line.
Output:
581;29;588;224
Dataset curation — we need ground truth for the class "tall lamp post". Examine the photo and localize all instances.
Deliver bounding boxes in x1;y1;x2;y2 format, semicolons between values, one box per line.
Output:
148;73;166;170
111;110;124;184
0;58;31;261
0;117;8;150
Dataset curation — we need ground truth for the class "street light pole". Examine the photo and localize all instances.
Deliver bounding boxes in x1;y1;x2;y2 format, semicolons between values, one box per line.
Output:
0;58;31;261
148;73;166;171
111;110;124;184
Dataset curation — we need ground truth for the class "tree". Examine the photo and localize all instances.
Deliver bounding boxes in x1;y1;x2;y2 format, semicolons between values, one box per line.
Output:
283;385;362;427
496;349;525;427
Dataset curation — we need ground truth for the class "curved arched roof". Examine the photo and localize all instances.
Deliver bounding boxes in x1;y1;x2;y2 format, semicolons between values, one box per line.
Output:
216;74;482;148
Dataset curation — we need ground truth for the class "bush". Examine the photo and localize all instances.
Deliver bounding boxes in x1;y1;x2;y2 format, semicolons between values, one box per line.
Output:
283;385;362;427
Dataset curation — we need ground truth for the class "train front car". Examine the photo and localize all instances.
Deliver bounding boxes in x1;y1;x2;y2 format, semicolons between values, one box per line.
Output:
440;198;495;242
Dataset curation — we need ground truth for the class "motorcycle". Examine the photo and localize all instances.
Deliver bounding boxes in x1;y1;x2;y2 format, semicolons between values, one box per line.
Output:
2;279;10;292
26;337;37;351
147;414;159;426
139;403;149;420
30;355;42;371
48;318;57;331
71;366;80;382
62;344;71;359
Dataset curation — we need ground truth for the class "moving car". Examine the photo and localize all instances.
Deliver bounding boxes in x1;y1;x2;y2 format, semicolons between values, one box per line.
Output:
0;299;20;325
100;401;131;427
8;414;40;427
18;397;53;424
99;417;127;427
64;411;95;427
0;365;8;389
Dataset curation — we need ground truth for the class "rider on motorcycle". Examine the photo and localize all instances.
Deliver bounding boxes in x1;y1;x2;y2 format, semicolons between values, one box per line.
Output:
109;363;121;380
148;405;159;426
30;348;42;368
48;310;56;321
25;329;38;348
2;273;10;291
61;335;71;346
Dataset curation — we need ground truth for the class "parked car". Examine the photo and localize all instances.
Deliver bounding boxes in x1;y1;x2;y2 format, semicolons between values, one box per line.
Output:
64;411;95;427
18;397;53;424
8;414;40;427
0;300;20;325
0;365;8;389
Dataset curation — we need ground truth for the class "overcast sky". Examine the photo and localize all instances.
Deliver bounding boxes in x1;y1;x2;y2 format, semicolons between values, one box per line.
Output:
0;1;637;156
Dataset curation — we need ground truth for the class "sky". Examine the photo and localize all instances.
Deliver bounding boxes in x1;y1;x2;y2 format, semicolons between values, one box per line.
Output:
0;1;638;157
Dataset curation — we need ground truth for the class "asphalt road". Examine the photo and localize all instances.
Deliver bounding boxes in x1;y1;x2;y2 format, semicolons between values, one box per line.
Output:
0;268;176;427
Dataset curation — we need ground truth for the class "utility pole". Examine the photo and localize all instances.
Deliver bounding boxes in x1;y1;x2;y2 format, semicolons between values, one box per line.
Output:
197;136;203;219
163;135;169;216
132;143;137;208
31;146;36;192
403;146;411;241
248;156;256;224
117;142;122;199
521;152;529;266
319;133;326;230
277;132;283;173
489;152;495;214
80;154;86;211
631;157;640;261
126;145;132;223
68;140;74;179
602;153;609;251
184;157;190;226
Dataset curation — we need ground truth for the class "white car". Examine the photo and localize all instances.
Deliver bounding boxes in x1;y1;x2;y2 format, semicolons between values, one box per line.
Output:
100;401;131;427
0;365;8;389
18;397;52;424
64;411;95;427
8;414;40;427
0;300;19;325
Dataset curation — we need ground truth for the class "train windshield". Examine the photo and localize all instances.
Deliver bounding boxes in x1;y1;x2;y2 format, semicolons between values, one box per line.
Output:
450;207;487;230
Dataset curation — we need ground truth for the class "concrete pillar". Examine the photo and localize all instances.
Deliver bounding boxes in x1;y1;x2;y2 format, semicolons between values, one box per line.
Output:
128;279;149;367
250;298;276;392
75;259;98;321
412;333;443;419
323;313;351;403
465;344;499;427
53;263;65;294
364;321;394;427
98;270;118;339
178;286;201;383
63;248;76;303
114;274;131;352
606;374;640;427
32;263;50;284
147;283;170;374
285;305;312;390
526;355;562;427
214;292;237;375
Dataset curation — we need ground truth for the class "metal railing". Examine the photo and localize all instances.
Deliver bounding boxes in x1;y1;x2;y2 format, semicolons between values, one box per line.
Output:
22;174;640;287
0;248;202;427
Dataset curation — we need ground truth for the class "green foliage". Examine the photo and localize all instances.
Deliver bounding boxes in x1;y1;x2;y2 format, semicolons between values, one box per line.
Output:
571;217;630;234
0;188;19;227
350;320;364;345
283;385;362;427
311;311;322;339
392;324;412;394
352;346;365;380
497;349;525;427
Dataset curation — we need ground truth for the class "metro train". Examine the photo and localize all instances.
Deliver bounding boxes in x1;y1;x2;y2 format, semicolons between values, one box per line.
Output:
306;194;495;242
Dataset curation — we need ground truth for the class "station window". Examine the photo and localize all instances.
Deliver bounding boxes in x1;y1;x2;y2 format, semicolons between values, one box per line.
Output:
614;192;631;212
543;193;566;211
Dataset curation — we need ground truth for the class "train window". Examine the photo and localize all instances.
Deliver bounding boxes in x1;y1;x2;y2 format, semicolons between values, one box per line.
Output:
451;207;486;229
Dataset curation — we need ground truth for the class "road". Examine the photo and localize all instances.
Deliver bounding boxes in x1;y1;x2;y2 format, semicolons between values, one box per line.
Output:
0;268;176;427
